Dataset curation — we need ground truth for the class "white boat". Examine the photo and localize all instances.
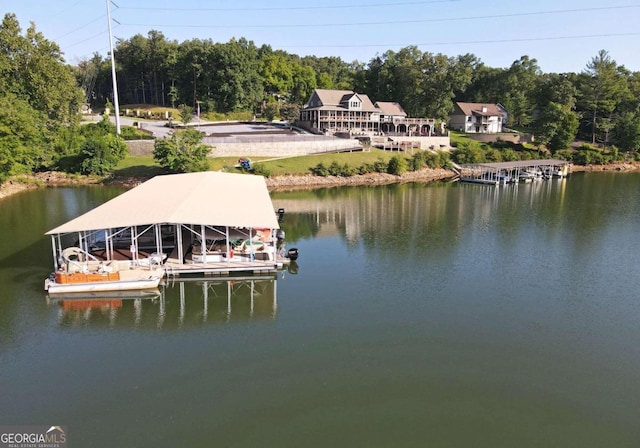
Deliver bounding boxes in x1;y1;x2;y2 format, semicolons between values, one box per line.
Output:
518;171;542;182
45;247;164;294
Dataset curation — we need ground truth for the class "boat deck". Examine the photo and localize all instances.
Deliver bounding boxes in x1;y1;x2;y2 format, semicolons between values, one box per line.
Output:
164;258;283;276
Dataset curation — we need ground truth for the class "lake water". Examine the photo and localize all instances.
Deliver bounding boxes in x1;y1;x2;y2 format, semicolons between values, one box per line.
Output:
1;172;639;447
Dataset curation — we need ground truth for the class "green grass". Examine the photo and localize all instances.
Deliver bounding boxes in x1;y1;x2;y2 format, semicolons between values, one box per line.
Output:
113;149;410;179
248;149;402;176
112;156;165;179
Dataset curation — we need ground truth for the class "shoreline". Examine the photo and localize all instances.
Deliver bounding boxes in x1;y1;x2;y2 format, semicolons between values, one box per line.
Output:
2;163;639;201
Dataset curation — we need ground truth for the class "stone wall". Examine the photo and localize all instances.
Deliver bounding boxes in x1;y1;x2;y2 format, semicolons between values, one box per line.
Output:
126;134;452;158
208;139;361;157
126;140;155;156
465;133;534;144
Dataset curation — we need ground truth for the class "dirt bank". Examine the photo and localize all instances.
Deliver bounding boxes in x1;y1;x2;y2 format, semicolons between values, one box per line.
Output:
0;172;103;200
265;168;455;192
2;163;639;201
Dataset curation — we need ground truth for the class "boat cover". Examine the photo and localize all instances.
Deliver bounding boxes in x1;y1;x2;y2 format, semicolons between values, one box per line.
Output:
46;172;279;234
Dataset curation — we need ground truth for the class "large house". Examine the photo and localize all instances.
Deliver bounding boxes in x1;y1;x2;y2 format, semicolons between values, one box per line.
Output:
449;102;507;133
298;89;380;134
298;89;437;136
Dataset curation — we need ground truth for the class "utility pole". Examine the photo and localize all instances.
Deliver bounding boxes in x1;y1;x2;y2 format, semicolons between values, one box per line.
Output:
106;0;121;134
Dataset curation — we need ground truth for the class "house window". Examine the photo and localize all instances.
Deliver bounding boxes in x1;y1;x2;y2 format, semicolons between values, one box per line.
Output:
467;116;472;122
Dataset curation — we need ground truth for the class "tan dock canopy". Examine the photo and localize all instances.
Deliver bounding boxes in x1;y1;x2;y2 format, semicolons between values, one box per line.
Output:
46;172;280;235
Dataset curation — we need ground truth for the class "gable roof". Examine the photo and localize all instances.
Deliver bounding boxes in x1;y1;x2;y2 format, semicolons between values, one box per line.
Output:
375;101;407;117
305;89;378;112
312;89;356;107
46;172;279;235
454;102;504;117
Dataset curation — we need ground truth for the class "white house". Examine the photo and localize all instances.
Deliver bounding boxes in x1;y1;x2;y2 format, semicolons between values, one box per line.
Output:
449;102;505;133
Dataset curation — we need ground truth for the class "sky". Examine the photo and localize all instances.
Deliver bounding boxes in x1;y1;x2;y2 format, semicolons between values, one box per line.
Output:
4;0;640;73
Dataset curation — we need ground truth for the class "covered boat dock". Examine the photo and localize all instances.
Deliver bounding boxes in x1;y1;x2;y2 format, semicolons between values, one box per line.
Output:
45;172;286;279
459;159;571;185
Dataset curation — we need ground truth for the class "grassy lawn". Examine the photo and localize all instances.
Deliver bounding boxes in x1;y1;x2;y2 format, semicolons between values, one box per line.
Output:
112;156;165;179
113;149;408;179
249;149;403;176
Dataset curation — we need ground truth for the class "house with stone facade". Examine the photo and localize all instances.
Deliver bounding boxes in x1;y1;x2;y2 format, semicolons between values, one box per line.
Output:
298;89;439;137
449;102;507;133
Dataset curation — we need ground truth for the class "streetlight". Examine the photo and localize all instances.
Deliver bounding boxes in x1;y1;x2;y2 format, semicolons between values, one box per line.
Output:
106;0;120;134
196;100;201;129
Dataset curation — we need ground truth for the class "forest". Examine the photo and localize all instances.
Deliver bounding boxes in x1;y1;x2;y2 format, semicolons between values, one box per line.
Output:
1;12;640;181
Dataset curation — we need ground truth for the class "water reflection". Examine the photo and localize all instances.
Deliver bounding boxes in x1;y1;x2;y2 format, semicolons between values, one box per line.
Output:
46;276;278;330
273;180;569;251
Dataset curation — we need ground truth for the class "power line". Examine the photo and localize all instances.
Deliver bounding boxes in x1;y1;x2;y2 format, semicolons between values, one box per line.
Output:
119;0;462;12
63;29;111;50
117;4;640;30
53;15;106;41
276;31;640;49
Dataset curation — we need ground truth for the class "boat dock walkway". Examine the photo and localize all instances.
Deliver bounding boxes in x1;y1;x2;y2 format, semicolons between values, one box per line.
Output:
164;257;284;277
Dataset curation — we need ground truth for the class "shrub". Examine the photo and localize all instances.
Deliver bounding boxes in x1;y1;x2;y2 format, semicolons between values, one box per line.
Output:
340;163;356;177
410;152;425;171
555;150;574;162
501;148;520;161
484;148;503;162
79;133;127;175
310;162;329;176
387;155;407;175
251;163;271;177
451;140;484;164
328;161;343;176
357;163;374;174
120;126;154;140
372;158;388;173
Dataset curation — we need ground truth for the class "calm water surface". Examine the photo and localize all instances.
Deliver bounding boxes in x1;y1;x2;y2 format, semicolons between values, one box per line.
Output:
1;172;639;447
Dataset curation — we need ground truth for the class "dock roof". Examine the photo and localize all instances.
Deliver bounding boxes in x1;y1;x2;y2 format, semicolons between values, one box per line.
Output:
46;172;280;235
463;159;570;170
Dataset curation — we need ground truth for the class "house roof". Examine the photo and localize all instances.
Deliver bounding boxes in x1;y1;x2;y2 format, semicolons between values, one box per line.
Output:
454;102;504;117
375;101;407;116
46;172;280;235
306;89;378;112
312;89;356;107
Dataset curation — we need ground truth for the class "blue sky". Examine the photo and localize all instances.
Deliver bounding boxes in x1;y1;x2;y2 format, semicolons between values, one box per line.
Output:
5;0;640;73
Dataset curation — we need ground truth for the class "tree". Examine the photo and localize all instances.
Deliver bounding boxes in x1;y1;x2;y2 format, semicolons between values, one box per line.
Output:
259;51;294;98
501;56;541;128
263;102;279;121
178;104;194;125
613;111;640;153
532;74;579;153
280;103;300;125
153;129;210;173
419;52;474;120
577;50;628;144
0;14;84;179
0;14;83;124
0;93;47;179
290;63;317;105
168;86;179;108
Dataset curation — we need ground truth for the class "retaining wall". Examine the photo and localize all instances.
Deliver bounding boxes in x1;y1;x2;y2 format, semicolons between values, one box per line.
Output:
126;134;452;158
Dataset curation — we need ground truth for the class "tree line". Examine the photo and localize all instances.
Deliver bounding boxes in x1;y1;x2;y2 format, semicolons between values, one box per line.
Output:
81;30;640;154
2;12;640;182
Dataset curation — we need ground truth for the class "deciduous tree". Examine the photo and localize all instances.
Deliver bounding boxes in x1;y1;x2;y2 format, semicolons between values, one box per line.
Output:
153;129;210;173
